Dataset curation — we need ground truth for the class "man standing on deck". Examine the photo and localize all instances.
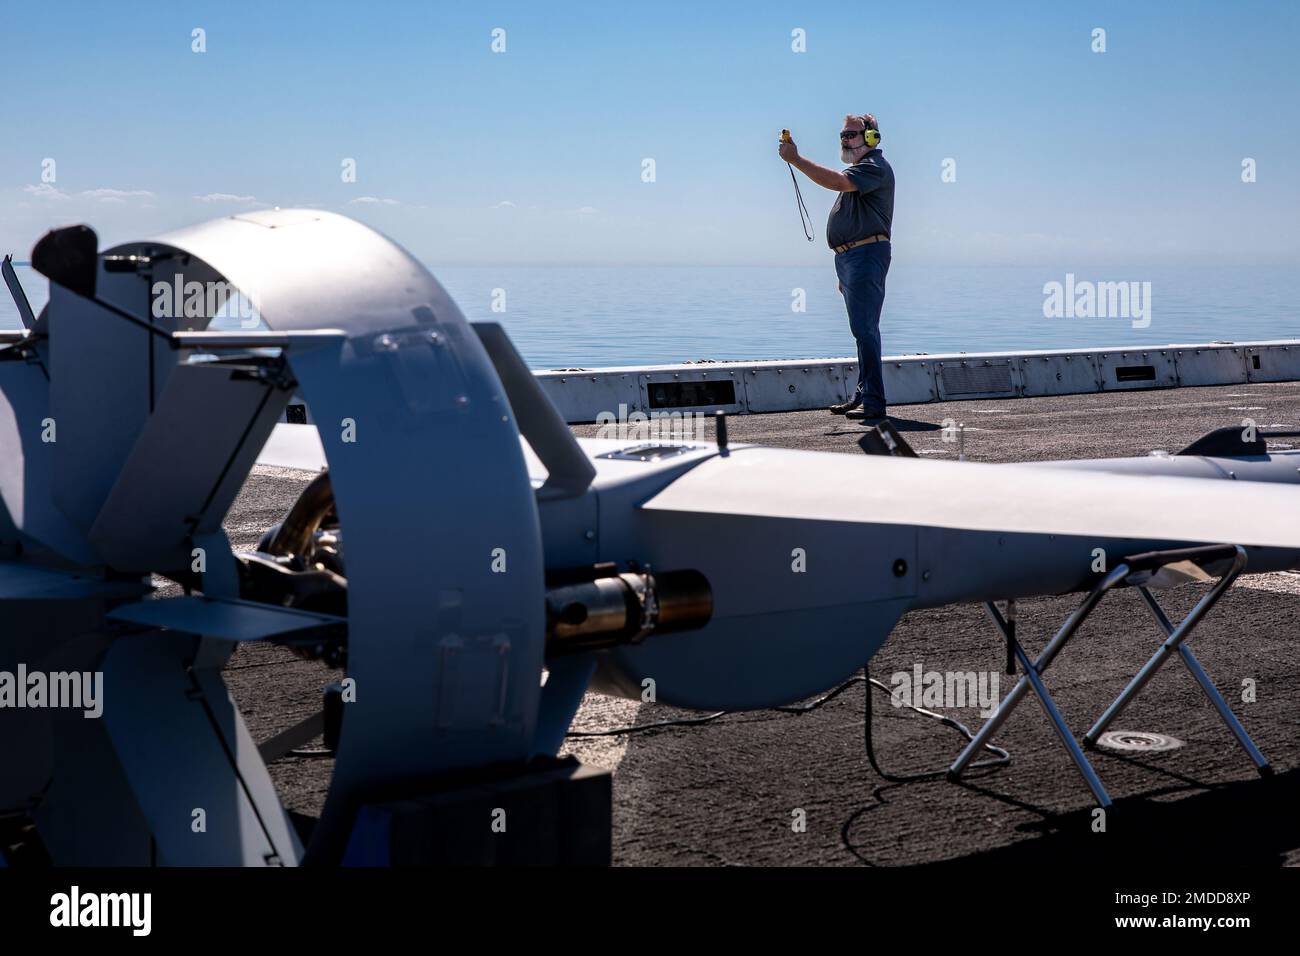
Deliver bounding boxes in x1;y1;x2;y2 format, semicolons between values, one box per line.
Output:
778;114;895;422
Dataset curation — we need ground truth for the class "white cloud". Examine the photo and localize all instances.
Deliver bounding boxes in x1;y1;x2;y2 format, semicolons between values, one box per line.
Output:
18;184;154;205
23;183;70;200
574;205;598;215
193;192;259;204
81;188;154;201
490;200;516;209
348;196;399;205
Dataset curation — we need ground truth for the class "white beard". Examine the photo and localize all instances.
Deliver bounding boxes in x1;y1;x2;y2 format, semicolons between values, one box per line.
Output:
841;144;870;164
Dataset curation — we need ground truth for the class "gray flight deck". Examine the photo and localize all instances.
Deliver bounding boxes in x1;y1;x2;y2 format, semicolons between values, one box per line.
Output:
225;380;1300;866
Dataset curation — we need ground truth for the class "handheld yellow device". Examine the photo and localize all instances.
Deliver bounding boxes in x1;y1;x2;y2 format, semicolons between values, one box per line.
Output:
780;129;792;144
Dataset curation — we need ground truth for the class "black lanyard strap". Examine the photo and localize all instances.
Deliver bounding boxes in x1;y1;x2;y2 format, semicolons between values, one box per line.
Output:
786;163;814;242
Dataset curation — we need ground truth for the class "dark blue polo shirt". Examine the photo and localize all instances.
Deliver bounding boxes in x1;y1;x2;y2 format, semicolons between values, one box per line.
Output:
826;148;895;249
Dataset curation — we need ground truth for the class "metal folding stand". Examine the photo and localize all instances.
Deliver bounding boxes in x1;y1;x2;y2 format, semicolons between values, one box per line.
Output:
947;543;1265;807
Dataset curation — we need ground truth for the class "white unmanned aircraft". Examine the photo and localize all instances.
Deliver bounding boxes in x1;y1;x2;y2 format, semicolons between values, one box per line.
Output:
2;211;1297;865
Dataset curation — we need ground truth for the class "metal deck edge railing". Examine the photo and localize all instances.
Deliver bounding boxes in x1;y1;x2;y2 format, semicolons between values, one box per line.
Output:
533;339;1300;424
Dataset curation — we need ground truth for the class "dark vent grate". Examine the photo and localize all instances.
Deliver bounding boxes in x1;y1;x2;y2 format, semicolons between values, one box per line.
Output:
1114;365;1156;383
646;379;737;409
939;363;1013;396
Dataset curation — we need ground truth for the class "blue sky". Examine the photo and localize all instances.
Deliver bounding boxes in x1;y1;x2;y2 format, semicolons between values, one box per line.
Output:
1;0;1296;266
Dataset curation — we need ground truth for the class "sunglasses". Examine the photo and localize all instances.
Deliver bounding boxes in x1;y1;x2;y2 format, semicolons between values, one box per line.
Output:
839;130;865;141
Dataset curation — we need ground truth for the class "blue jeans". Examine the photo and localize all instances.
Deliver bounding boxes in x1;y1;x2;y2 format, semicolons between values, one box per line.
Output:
835;241;891;412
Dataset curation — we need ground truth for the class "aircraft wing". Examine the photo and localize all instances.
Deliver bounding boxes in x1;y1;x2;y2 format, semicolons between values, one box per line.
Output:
641;445;1300;551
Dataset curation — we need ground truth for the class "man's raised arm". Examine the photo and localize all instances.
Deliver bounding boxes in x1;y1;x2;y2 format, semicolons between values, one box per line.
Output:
778;138;856;192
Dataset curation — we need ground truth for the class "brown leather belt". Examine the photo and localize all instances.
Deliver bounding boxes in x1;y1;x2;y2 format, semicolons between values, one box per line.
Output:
833;233;889;254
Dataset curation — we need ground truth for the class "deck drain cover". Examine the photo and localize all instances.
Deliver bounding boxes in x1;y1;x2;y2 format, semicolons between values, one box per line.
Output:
1095;730;1184;753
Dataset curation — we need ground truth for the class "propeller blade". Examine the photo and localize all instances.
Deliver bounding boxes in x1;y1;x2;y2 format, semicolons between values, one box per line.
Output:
30;224;98;298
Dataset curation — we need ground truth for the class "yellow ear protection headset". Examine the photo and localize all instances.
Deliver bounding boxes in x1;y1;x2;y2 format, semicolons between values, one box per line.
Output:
859;115;881;148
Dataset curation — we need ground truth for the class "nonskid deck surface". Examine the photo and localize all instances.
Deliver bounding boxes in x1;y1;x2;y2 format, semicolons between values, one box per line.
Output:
224;381;1300;865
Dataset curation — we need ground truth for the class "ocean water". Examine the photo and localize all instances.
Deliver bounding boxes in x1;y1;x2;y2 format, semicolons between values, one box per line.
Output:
5;263;1297;369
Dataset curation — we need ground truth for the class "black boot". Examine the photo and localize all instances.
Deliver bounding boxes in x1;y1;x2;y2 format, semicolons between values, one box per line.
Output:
848;405;888;421
829;396;862;415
